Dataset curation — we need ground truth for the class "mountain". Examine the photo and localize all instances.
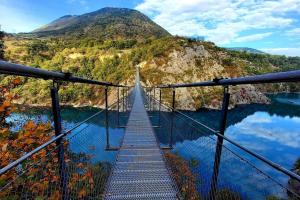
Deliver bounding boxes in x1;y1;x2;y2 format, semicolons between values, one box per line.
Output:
4;8;300;110
32;7;170;39
227;47;265;54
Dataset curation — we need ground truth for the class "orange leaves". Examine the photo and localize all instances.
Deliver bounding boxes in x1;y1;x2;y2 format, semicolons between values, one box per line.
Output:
39;149;46;157
12;78;21;86
23;120;36;131
0;128;9;137
0;79;20;129
165;152;202;199
31;181;48;194
1;143;8;151
0;81;99;199
51;175;58;183
0;80;64;198
24;138;35;145
0;100;11;112
36;123;47;132
78;188;87;198
2;100;10;107
87;170;95;188
49;190;60;200
71;173;79;182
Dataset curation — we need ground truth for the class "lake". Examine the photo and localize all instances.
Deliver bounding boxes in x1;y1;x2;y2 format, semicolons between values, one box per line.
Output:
151;93;300;198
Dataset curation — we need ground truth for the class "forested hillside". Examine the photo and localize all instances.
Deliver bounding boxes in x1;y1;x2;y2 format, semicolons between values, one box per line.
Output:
1;8;300;110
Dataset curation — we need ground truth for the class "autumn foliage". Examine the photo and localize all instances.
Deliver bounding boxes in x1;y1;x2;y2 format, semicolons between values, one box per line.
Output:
0;79;109;199
0;78;58;198
165;151;202;200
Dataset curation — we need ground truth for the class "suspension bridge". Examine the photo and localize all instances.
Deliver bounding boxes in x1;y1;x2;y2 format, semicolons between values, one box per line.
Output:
105;71;178;199
0;60;300;200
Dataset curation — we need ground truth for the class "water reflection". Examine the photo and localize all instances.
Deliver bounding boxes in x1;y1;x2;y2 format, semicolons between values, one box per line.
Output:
225;94;300;170
8;106;128;164
227;112;300;159
151;93;300;199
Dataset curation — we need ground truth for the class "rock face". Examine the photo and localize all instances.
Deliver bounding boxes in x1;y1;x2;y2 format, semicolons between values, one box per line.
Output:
140;41;270;110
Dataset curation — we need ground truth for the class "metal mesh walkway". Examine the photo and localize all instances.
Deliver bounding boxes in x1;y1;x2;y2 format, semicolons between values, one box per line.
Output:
104;73;178;199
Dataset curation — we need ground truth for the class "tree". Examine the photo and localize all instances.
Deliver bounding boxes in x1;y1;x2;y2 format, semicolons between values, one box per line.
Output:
0;26;4;60
27;40;49;56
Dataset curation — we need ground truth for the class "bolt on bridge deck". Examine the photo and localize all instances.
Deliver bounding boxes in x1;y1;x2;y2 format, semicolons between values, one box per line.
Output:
104;79;178;199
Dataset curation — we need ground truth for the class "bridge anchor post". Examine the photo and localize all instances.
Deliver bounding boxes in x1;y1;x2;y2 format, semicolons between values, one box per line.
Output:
210;86;230;199
50;81;68;200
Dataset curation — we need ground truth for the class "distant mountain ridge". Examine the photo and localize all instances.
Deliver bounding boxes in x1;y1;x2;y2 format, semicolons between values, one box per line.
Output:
227;47;265;54
34;15;78;32
32;7;170;39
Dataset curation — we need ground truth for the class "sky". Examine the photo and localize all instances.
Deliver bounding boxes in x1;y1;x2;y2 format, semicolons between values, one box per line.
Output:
0;0;300;56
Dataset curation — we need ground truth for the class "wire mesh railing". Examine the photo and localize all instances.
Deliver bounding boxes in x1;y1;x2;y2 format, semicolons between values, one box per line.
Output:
0;61;133;199
144;86;300;200
0;95;131;199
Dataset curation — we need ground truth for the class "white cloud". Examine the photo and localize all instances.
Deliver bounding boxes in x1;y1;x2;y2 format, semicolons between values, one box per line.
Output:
261;48;300;57
226;112;300;148
234;32;273;43
136;0;300;45
286;28;300;36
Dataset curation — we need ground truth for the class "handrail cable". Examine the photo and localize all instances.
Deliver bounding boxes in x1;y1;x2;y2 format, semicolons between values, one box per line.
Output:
158;69;300;88
0;60;127;87
0;99;121;175
148;92;300;182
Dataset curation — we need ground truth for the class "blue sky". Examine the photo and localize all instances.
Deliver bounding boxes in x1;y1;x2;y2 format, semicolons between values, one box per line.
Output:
0;0;300;56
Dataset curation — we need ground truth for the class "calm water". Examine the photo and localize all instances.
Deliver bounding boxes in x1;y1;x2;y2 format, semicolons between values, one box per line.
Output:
227;93;300;171
153;93;300;169
7;93;300;198
151;93;300;198
7;107;128;164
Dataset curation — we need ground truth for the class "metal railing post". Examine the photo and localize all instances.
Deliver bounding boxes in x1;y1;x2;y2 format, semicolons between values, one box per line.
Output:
122;87;125;112
126;87;129;110
105;87;110;150
151;88;154;111
148;89;151;111
50;82;68;200
153;88;156;111
117;87;120;127
210;86;230;198
158;88;162;126
169;88;175;148
150;88;152;111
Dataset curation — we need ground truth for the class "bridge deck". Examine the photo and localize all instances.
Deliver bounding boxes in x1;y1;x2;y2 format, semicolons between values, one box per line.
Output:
104;81;178;199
